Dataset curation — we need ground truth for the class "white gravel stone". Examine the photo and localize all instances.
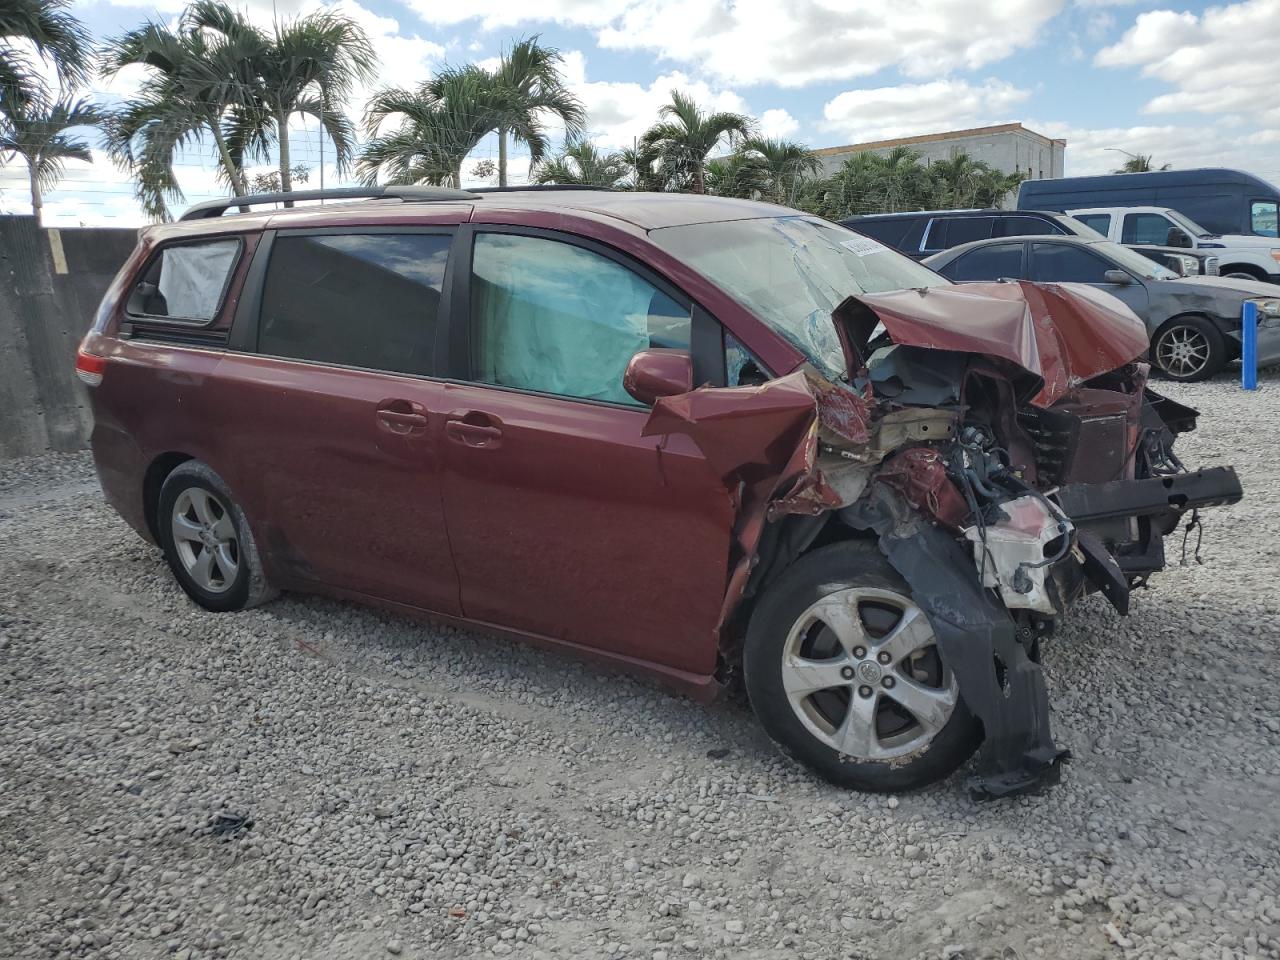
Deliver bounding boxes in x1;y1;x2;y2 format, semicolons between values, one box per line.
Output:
1;371;1278;960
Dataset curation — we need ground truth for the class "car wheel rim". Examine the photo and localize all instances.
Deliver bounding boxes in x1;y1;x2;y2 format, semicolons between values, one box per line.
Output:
1156;326;1211;378
779;587;957;761
171;487;239;593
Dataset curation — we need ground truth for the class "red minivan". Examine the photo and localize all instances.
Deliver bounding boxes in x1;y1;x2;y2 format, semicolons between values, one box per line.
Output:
79;186;1241;798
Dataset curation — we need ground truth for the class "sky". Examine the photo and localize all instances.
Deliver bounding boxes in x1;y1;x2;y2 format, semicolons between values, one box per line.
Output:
3;0;1279;225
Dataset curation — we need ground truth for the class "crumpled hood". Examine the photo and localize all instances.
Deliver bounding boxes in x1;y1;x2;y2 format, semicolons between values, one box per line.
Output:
852;280;1150;407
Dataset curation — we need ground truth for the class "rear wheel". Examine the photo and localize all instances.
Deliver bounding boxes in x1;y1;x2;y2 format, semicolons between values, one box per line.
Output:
1151;315;1227;382
157;461;275;612
743;541;982;792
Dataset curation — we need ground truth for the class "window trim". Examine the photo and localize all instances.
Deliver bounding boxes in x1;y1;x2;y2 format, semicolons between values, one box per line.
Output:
125;235;245;328
232;226;457;379
446;223;716;410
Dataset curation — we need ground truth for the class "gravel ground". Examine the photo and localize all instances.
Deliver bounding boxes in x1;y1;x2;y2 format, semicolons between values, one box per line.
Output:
2;371;1278;960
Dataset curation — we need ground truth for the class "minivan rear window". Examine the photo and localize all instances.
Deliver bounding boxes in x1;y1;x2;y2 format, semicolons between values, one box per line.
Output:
257;233;451;376
127;238;240;324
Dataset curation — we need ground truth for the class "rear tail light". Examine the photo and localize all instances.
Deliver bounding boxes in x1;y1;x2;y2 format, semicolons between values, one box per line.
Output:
75;348;107;387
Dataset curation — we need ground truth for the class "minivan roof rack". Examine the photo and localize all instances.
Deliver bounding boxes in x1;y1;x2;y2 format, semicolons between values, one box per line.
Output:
468;185;614;193
178;185;480;221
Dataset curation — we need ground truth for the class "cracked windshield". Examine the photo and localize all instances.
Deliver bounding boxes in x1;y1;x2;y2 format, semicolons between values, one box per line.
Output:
651;215;946;380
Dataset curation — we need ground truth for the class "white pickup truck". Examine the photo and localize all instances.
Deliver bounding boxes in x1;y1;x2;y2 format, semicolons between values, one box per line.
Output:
1069;205;1280;284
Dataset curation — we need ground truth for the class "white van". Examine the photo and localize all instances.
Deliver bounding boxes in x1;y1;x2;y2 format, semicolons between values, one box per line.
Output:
1068;206;1279;284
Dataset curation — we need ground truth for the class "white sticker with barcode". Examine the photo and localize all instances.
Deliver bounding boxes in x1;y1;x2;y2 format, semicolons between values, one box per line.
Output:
839;235;883;257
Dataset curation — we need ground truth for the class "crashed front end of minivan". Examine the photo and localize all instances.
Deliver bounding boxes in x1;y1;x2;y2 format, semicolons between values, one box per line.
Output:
644;275;1242;799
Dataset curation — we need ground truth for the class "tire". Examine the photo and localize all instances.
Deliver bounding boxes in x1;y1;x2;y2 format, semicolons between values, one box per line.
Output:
743;540;982;792
1220;267;1263;281
1151;315;1227;382
156;461;276;612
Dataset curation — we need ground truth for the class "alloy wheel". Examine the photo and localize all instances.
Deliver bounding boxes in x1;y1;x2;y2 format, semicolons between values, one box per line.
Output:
1155;325;1212;379
171;487;239;593
780;587;957;761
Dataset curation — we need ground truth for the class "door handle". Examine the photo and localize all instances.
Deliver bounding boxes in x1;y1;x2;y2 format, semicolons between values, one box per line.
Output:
445;411;503;448
376;399;429;436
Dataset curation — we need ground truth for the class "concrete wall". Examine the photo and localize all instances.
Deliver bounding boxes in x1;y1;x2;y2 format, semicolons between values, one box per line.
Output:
817;128;1067;182
0;218;137;460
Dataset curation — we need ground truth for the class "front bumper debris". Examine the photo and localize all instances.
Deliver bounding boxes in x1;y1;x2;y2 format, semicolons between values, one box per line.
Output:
1055;467;1243;523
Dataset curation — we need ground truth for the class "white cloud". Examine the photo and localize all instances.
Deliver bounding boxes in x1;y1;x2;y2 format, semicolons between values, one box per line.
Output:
409;0;1065;88
1031;120;1280;184
559;50;749;149
758;109;799;140
1096;0;1280;125
403;0;628;29
820;79;1029;144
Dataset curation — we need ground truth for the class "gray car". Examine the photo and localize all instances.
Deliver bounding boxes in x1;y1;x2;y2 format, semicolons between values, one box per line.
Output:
924;234;1280;381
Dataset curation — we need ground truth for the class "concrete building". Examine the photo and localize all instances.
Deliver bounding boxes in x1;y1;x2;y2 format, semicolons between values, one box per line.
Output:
813;122;1067;181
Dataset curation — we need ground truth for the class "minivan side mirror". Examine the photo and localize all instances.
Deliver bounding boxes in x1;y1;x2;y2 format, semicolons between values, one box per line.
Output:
623;349;693;405
1103;269;1134;285
1166;226;1192;248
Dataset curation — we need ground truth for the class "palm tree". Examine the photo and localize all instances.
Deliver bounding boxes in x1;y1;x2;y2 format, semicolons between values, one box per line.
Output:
973;166;1024;208
533;138;627;187
1115;153;1171;174
741;137;820;205
246;11;376;196
0;0;91;108
0;94;100;224
704;151;765;199
638;90;753;194
102;1;263;220
359;67;498;188
489;37;584;187
816;147;933;217
929;152;985;208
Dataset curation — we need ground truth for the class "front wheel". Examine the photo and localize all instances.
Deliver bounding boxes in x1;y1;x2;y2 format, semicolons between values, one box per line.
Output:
1151;315;1227;382
743;541;981;792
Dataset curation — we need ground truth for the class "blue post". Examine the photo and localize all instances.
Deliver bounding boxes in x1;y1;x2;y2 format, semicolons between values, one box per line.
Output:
1242;300;1258;390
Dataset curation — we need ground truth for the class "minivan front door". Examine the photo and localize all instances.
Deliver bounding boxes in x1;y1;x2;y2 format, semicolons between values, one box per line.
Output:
438;229;735;677
219;229;462;615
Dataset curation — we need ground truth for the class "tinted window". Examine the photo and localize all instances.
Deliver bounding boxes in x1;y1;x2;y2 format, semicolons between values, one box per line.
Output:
1252;200;1278;238
128;239;239;322
1074;214;1112;235
942;243;1024;281
994;216;1062;238
847;217;917;249
1029;243;1113;283
470;233;689;405
927;217;996;250
1121;213;1175;245
258;233;450;376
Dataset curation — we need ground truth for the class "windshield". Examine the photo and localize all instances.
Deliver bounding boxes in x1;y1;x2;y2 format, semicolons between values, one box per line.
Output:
1164;208;1213;238
1092;240;1179;279
649;216;947;380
